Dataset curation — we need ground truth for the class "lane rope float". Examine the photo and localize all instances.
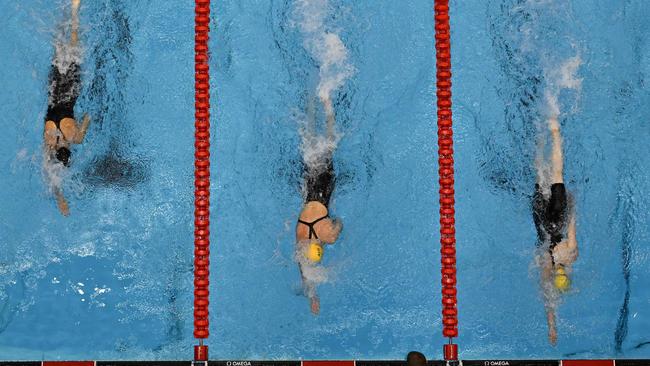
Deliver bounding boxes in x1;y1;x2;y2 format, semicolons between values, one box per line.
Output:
433;0;459;361
194;0;211;361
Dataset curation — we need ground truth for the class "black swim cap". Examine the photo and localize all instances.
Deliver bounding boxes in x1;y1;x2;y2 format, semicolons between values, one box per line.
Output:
56;147;71;167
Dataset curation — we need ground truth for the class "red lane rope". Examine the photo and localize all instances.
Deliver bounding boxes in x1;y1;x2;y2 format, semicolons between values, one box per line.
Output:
194;0;210;361
434;0;459;361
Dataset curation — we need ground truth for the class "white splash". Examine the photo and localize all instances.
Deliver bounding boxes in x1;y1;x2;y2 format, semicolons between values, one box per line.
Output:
293;0;354;113
52;6;82;75
69;242;96;257
90;286;111;308
298;117;338;168
52;38;81;74
292;0;353;174
544;55;583;118
71;282;85;296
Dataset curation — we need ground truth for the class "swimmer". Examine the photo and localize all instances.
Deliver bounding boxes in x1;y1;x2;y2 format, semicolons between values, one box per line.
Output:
532;114;578;345
406;351;427;366
295;96;342;315
43;0;91;216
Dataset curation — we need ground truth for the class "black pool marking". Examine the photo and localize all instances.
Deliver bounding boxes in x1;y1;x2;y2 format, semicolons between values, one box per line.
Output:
616;360;650;366
632;341;650;350
82;147;148;189
613;167;637;355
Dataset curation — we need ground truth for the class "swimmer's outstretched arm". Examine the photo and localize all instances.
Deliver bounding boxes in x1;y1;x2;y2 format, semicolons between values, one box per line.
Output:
548;116;564;184
541;259;558;345
546;307;557;345
54;187;70;216
73;114;91;144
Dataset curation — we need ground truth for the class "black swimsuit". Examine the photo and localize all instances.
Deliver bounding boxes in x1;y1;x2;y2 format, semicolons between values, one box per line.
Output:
46;62;80;166
532;183;568;262
304;158;335;208
46;62;81;123
298;214;329;240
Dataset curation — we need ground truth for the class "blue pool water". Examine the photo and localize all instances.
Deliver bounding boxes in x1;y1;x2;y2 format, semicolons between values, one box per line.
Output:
1;0;649;361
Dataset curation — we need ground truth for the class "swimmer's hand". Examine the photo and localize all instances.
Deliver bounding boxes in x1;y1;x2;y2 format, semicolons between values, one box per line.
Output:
73;114;91;144
72;0;80;10
310;296;320;315
545;307;557;346
549;327;557;346
57;195;70;216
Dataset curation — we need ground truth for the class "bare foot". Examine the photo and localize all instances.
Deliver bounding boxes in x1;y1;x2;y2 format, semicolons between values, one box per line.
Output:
72;0;80;9
310;297;320;315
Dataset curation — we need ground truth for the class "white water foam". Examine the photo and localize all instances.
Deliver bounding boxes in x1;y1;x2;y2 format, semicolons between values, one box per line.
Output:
292;0;354;155
292;0;354;107
543;55;583;117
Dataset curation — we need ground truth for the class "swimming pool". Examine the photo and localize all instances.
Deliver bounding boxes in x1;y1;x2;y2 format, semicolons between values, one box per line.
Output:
0;0;649;361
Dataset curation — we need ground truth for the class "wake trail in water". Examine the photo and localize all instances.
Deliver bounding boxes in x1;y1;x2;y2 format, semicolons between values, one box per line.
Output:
292;0;354;171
